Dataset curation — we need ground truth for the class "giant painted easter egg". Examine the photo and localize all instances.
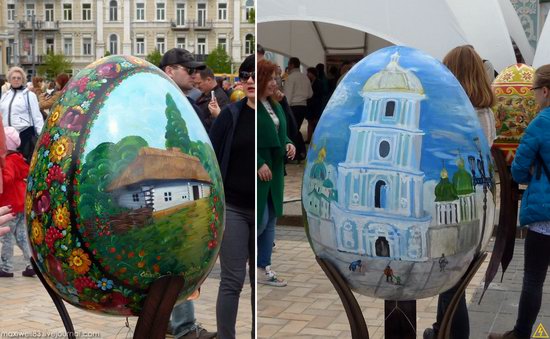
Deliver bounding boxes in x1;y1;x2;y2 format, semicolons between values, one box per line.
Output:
26;55;224;315
492;64;539;164
302;46;496;300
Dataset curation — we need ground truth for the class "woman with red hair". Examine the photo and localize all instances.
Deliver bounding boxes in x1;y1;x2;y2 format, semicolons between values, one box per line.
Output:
39;73;70;113
257;59;296;287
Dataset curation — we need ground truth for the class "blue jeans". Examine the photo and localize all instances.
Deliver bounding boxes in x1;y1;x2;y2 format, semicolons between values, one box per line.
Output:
513;230;550;338
257;200;276;268
170;300;196;339
0;213;31;273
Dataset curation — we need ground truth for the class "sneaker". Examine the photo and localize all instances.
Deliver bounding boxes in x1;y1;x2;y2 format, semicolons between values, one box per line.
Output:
179;325;217;339
258;266;287;287
0;270;13;277
22;266;36;277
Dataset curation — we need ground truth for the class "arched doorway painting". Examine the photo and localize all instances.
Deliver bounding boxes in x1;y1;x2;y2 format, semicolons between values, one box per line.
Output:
375;236;390;257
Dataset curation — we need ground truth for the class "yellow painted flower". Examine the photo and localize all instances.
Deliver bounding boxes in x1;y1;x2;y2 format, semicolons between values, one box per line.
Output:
25;195;33;214
48;106;62;127
53;205;70;229
49;137;73;163
69;248;91;275
31;219;44;245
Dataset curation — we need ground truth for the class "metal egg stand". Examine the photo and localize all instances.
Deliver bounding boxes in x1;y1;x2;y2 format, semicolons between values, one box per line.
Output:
31;256;184;339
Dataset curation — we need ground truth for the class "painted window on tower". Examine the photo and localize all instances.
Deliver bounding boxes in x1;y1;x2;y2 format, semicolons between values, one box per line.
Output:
379;140;390;158
375;180;387;208
385;100;395;117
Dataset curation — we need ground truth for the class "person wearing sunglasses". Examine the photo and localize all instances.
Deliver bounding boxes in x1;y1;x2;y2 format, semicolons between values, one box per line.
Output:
159;48;216;339
489;65;550;339
209;54;255;339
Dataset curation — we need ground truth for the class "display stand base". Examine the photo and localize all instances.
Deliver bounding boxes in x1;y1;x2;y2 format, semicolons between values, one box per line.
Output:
32;256;184;339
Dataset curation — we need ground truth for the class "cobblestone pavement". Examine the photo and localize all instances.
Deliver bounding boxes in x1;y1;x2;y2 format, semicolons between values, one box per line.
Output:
0;249;252;338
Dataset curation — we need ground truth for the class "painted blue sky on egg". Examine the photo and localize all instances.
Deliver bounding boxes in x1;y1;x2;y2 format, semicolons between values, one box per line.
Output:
310;46;491;181
84;72;210;156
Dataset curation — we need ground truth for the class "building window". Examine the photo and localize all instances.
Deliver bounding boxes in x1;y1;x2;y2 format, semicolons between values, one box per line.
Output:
385;101;395;117
197;3;206;27
46;38;55;54
63;4;73;21
176;37;186;49
164;192;172;202
82;3;92;21
109;34;118;55
136;37;145;55
6;41;13;65
197;37;206;55
83;37;92;55
64;36;73;55
109;0;118;21
245;34;254;55
7;4;15;21
379;140;390;158
156;2;165;21
218;2;227;20
132;193;140;202
176;3;185;26
156;36;166;54
136;2;145;21
45;4;54;22
218;37;227;51
245;0;254;21
26;4;36;19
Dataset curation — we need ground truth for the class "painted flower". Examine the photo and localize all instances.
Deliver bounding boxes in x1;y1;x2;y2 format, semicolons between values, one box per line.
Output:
34;190;51;215
45;226;63;250
97;278;114;291
129;56;145;65
48;106;62;127
46;165;66;185
59;108;86;131
74;276;97;293
46;254;66;284
31;219;44;245
39;132;52;148
69;248;92;275
25;194;33;213
53;205;70;229
69;76;90;93
81;301;102;311
97;63;121;78
49;137;73;163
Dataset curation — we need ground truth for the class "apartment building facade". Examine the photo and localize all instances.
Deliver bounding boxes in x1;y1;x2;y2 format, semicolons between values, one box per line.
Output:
0;0;255;80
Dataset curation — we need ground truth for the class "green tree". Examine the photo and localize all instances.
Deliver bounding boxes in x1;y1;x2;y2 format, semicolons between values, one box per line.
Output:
248;8;255;23
146;49;162;67
165;93;192;154
38;52;72;80
205;46;232;73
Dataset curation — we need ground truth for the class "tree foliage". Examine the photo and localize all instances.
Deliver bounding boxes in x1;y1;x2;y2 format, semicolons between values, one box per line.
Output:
146;49;162;67
248;8;255;23
165;93;192;154
205;46;232;74
38;52;72;80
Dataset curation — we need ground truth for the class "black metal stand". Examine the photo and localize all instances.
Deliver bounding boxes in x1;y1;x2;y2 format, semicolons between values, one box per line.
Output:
32;256;184;339
316;252;487;339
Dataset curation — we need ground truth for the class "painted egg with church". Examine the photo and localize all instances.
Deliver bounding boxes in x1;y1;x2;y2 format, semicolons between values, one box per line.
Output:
491;63;539;165
302;46;496;300
25;55;224;315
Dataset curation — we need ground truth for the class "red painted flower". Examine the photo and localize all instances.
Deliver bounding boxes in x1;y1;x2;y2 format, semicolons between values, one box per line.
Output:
46;165;66;186
45;227;63;250
208;240;217;249
74;276;97;293
97;63;121;78
40;132;52;148
59;108;86;131
69;77;90;93
34;191;51;215
46;254;66;284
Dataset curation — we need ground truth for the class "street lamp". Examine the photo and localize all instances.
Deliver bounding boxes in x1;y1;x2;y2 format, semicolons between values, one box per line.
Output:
28;14;43;79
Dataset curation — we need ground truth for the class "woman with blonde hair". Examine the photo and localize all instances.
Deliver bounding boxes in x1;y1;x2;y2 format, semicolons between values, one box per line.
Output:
0;67;44;163
424;45;497;339
488;65;550;339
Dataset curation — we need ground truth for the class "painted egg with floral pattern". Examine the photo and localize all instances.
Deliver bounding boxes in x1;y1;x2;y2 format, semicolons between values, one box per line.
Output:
491;63;539;165
302;46;496;300
26;55;224;316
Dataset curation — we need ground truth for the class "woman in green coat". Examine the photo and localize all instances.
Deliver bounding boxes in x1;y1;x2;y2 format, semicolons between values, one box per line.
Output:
257;59;295;287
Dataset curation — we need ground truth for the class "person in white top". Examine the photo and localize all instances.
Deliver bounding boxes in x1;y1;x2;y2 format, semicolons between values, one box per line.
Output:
0;67;44;163
283;57;312;160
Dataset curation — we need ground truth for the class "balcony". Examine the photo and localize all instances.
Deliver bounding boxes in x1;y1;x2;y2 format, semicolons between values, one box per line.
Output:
194;54;209;62
18;20;59;31
170;20;190;31
19;54;44;65
193;20;213;31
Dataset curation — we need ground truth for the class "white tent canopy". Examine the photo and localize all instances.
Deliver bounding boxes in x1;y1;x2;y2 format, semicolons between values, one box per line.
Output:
258;0;517;71
533;16;550;68
497;0;535;66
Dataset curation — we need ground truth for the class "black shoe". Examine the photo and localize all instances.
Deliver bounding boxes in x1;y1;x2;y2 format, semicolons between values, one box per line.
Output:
0;270;14;277
22;266;36;277
180;326;217;339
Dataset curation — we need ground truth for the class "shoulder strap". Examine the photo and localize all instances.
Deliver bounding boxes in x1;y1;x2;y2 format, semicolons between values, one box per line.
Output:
25;91;35;127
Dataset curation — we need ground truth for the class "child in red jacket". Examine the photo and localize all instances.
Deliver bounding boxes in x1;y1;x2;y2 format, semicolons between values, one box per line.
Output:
0;127;34;277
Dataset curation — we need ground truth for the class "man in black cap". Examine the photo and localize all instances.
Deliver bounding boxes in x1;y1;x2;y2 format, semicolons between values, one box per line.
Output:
160;48;212;132
160;48;217;339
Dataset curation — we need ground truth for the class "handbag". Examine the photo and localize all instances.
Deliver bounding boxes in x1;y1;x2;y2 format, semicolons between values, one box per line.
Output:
9;91;38;163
